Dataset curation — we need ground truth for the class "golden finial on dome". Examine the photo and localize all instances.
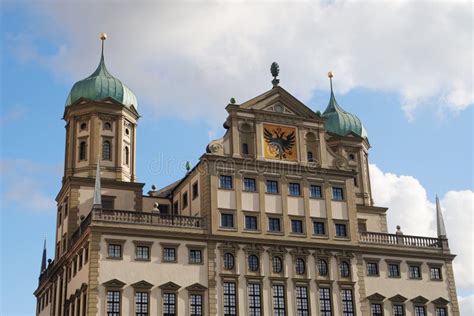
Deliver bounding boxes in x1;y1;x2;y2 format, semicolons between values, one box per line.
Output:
100;32;107;41
327;71;334;78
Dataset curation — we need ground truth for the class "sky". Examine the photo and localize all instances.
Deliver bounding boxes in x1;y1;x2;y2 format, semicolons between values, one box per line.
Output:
0;0;473;315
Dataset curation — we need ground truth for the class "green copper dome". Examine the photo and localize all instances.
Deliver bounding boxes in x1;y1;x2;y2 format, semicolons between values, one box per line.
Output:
65;51;138;109
322;91;368;139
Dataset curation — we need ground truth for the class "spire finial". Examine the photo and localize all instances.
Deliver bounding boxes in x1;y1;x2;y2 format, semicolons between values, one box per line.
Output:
436;195;447;238
328;71;334;94
271;62;280;87
99;32;107;61
40;238;47;274
93;156;102;209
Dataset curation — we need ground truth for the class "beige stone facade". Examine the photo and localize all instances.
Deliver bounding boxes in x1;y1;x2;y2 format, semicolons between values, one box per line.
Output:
35;62;459;316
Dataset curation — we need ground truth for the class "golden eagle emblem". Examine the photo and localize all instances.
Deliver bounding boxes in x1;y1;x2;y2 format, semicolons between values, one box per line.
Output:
263;124;297;160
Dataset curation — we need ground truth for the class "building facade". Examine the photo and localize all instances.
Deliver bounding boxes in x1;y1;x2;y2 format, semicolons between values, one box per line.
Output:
35;36;459;316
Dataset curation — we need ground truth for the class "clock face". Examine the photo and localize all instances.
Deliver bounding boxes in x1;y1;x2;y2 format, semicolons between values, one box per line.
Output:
263;124;297;161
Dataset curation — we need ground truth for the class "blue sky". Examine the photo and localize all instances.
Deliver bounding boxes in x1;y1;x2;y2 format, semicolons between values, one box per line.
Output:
1;1;472;315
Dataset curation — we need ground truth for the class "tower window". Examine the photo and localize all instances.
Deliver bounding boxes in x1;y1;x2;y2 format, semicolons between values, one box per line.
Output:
307;151;314;162
80;122;87;130
242;143;249;155
102;140;112;161
103;122;112;130
79;141;87;161
124;146;130;165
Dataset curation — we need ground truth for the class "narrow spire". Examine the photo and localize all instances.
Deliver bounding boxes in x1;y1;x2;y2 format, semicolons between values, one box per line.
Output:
436;195;447;238
93;157;102;209
323;71;340;114
328;71;334;94
40;239;47;273
100;32;107;63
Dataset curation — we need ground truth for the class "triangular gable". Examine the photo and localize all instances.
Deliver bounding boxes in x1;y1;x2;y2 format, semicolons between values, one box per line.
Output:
366;293;386;302
186;283;207;292
411;296;429;304
159;281;181;291
102;278;126;288
389;294;407;303
131;280;154;289
432;297;449;305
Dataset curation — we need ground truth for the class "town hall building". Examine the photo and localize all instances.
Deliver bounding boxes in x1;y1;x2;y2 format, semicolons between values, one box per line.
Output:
34;34;459;316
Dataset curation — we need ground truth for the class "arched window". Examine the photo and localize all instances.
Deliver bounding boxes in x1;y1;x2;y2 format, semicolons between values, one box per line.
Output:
248;255;259;272
79;141;87;161
102;140;111;160
340;261;350;277
295;258;305;275
103;122;112;130
223;253;235;270
318;259;328;276
125;146;130;165
272;256;283;273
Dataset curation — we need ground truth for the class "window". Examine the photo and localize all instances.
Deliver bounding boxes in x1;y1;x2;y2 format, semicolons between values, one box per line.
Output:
102;140;112;160
341;289;354;316
340;261;350;277
221;213;234;228
125;128;130;135
371;303;383;316
124;146;129;165
335;223;347;237
310;185;322;198
414;306;426;316
295;258;306;275
135;246;149;260
243;178;257;192
295;286;309;316
272;284;286;316
219;175;233;189
307;151;314;162
192;182;199;200
388;263;400;277
163;293;176;316
319;287;332;316
248;255;259;272
223;282;237;316
189;249;202;264
104;122;112;130
393;304;404;316
248;283;262;316
268;217;281;232
313;221;325;235
80;122;87;130
102;196;115;209
318;259;328;276
266;180;279;194
409;265;422;279
430;266;442;280
245;215;258;230
163;247;176;262
173;201;178;214
358;221;367;232
223;253;235;270
291;219;304;234
135;292;149;316
79;141;87;161
332;187;344;201
190;294;203;316
272;256;283;273
106;290;120;316
288;183;301;196
182;192;188;209
436;307;447;316
367;262;379;276
242;143;249;155
108;244;122;259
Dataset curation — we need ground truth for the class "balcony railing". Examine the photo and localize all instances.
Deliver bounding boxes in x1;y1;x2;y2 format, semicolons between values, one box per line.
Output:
359;231;448;250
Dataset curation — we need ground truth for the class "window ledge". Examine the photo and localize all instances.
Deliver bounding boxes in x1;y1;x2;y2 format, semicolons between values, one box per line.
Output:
106;257;123;260
266;231;284;236
243;229;261;234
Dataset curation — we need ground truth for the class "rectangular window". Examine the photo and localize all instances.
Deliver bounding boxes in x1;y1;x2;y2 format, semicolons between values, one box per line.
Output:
291;219;304;234
295;286;309;316
135;246;149;260
288;183;301;196
189;249;202;264
272;284;286;316
243;178;257;192
192;182;199;200
435;307;447;316
341;289;354;316
190;294;203;316
102;196;115;209
223;282;237;316
108;244;122;259
335;223;347;237
393;304;404;316
388;263;400;277
182;192;188;209
307;151;314;162
245;215;258;230
310;185;322;198
415;306;426;316
371;303;382;316
163;293;176;316
135;292;149;316
242;143;249;155
106;290;120;316
409;265;422;279
319;287;332;316
332;187;344;201
173;201;178;214
367;262;379;276
221;213;235;228
268;218;281;232
219;175;233;190
266;180;279;194
313;221;326;235
163;248;176;262
247;283;262;316
430;267;442;280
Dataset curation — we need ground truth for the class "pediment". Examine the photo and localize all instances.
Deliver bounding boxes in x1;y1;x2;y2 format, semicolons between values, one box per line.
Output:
389;294;407;303
159;281;181;291
432;297;449;305
102;278;126;288
411;296;429;304
366;293;386;302
131;280;154;289
217;242;240;251
263;102;295;115
186;283;207;292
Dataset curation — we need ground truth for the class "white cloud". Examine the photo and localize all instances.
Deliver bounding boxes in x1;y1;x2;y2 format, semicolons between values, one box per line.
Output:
8;0;472;124
459;294;474;316
369;164;474;292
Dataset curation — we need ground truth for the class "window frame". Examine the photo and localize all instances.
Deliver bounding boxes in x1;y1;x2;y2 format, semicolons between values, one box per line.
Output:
220;212;235;229
268;216;282;233
341;288;355;316
247;254;260;272
106;239;125;260
272;283;286;316
290;218;305;235
371;303;383;316
309;184;323;199
295;257;306;275
288;182;301;196
192;181;199;200
408;263;423;280
244;214;258;231
332;187;345;201
334;221;349;238
182;191;188;210
312;220;327;236
223;252;235;271
133;241;153;262
429;264;443;281
162;292;177;316
247;282;262;316
340;260;351;278
295;285;310;316
189;293;203;316
318;286;332;316
161;243;179;263
106;290;121;316
102;139;112;161
272;255;283;274
265;179;279;194
386;261;401;278
134;291;149;316
366;261;380;277
187;245;204;265
223;281;238;316
219;175;234;190
243;177;257;192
